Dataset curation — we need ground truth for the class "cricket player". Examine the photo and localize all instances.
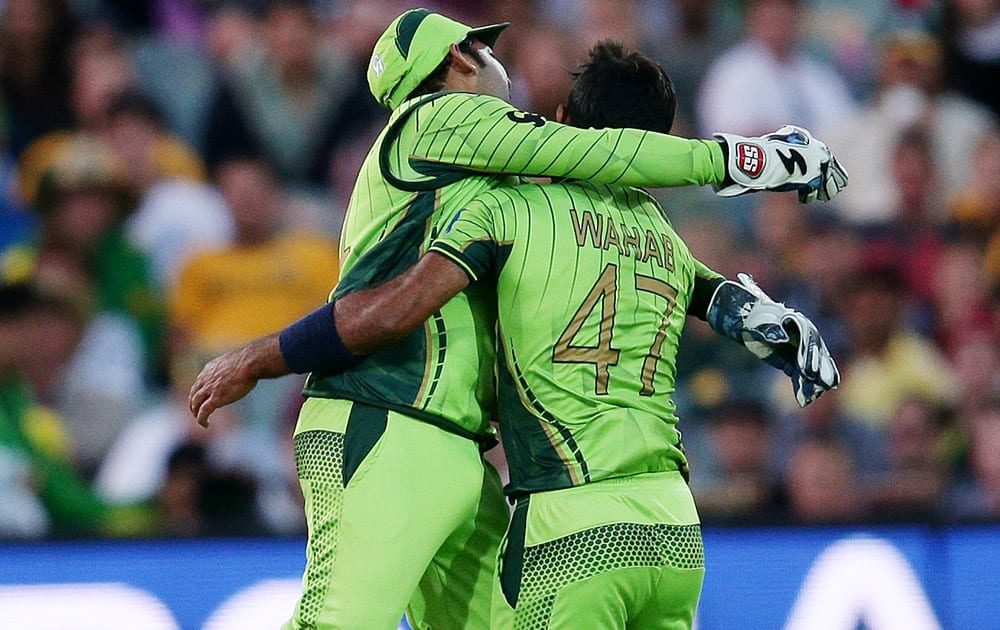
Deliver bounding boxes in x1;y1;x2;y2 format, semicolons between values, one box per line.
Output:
190;9;846;630
290;41;839;629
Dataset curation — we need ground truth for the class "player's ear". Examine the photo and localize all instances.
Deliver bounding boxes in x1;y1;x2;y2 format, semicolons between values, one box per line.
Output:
555;104;571;125
448;43;479;76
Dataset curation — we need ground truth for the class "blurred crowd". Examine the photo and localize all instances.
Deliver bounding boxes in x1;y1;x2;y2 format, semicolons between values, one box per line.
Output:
0;0;998;539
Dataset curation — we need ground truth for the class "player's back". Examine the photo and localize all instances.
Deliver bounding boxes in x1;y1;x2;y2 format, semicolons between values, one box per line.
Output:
464;181;699;495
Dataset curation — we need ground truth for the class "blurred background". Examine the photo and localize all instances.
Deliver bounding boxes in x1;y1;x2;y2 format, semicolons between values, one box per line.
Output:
1;0;998;627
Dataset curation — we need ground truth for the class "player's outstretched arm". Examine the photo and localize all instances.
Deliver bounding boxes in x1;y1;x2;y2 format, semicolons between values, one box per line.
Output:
406;95;845;201
699;273;840;406
405;95;724;188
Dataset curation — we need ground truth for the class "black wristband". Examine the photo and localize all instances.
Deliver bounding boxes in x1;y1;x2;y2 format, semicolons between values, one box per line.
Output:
278;302;362;375
689;276;725;321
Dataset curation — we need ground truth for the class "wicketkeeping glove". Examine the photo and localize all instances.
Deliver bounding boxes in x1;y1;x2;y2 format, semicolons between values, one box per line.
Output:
714;125;848;203
706;273;840;407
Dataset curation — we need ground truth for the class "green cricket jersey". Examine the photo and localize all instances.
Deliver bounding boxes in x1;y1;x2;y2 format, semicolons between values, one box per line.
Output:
305;90;725;445
431;181;723;495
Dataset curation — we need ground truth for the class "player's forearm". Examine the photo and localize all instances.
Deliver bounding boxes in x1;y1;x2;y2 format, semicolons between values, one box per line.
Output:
525;128;727;188
239;333;290;380
689;277;722;321
335;287;425;355
337;253;470;354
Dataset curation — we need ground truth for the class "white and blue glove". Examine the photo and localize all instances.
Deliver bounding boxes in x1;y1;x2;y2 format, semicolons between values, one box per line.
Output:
706;273;840;407
714;125;848;203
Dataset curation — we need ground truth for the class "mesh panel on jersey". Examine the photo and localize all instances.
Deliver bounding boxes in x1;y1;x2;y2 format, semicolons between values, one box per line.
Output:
514;523;704;629
293;430;346;628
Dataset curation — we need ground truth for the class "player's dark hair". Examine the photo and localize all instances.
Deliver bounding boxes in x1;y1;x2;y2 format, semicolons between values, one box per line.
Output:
408;38;486;101
566;41;676;134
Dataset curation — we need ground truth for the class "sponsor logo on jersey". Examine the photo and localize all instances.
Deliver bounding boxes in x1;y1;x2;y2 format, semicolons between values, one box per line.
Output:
736;142;765;179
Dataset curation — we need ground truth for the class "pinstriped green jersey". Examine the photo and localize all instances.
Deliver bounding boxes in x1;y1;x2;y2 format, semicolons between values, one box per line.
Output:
305;90;725;444
431;181;723;495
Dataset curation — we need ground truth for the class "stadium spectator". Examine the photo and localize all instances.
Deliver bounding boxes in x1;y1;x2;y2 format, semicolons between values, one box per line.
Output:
0;0;77;155
0;278;153;538
951;329;1000;420
691;398;785;525
101;90;233;291
641;0;741;131
835;265;959;430
931;240;994;354
829;29;997;225
859;127;950;319
94;328;261;519
541;0;643;49
104;90;206;193
504;24;576;119
157;442;264;537
202;0;382;190
124;180;234;291
169;155;338;356
949;130;1000;238
15;142;165;472
170;154;337;533
16;31;205;211
867;396;952;522
784;437;866;524
748;192;821;292
697;0;856;137
942;0;1000;117
772;388;885;481
948;404;1000;521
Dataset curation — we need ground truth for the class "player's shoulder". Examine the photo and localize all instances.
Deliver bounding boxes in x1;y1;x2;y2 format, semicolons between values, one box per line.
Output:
399;90;513;118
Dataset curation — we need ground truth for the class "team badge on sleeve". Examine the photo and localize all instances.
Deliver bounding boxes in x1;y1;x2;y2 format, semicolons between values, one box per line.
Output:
735;142;765;179
371;53;385;78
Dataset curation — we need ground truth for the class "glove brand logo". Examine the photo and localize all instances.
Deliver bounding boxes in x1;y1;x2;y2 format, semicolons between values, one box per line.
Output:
777;148;807;176
736;143;765;178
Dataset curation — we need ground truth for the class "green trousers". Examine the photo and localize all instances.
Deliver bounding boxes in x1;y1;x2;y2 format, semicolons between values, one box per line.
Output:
494;471;705;630
283;397;508;630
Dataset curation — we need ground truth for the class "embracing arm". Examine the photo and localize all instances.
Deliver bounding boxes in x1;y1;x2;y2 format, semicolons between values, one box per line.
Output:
188;253;469;427
335;252;470;354
405;94;725;187
405;95;846;200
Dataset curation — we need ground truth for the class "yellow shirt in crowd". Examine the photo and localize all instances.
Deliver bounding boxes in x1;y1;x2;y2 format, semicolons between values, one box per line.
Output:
170;233;338;356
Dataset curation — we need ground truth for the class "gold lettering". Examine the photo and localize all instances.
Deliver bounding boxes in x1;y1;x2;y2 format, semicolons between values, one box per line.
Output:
620;223;641;258
660;233;675;271
570;209;602;249
642;229;664;268
603;220;624;255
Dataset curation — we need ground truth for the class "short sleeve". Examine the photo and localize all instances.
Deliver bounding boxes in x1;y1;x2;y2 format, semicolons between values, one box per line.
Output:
429;202;499;283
